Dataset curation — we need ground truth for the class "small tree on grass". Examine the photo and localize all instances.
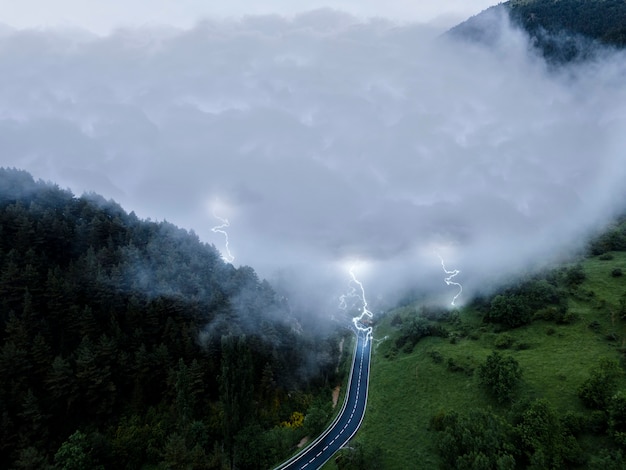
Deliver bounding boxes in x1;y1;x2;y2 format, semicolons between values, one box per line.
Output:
515;398;583;469
478;352;522;404
334;442;382;470
608;392;626;448
487;295;532;328
435;409;517;469
578;358;621;410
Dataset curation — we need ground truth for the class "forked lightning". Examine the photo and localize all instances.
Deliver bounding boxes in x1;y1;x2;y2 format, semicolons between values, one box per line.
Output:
339;266;373;343
437;254;462;306
211;213;235;263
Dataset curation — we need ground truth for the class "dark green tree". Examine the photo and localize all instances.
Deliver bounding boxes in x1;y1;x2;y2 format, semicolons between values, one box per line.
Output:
477;352;522;404
487;295;532;328
335;441;383;470
220;335;255;468
54;430;97;470
578;358;621;410
436;409;517;469
608;392;626;448
515;399;582;469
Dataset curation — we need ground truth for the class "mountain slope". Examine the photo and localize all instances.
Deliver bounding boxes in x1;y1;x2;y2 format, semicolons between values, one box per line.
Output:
507;0;626;47
336;220;626;469
0;168;344;469
450;0;626;62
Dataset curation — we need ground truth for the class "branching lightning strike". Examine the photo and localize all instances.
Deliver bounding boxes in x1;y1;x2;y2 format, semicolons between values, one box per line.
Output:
437;254;462;306
211;213;235;263
339;266;373;343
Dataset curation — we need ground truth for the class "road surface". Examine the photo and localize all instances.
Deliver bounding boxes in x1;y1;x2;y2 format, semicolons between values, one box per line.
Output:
274;329;372;470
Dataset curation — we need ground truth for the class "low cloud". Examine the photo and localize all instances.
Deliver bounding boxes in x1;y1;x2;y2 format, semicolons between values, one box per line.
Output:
2;8;626;316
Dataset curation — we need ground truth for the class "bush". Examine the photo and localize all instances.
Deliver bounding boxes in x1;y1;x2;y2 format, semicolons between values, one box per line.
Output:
446;357;475;375
495;334;515;349
334;442;382;470
565;264;586;287
555;310;578;325
611;268;623;278
394;316;434;351
435;409;517;469
390;313;403;326
427;350;444;364
578;359;621;410
589;449;625;470
478;352;522;404
515;399;582;469
486;295;533;328
608;392;626;447
588;320;601;332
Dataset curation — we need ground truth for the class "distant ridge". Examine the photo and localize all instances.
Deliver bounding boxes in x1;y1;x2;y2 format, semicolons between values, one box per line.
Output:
450;0;626;62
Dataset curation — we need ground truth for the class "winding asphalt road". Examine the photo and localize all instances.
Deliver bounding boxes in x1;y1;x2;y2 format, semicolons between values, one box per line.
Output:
274;329;372;470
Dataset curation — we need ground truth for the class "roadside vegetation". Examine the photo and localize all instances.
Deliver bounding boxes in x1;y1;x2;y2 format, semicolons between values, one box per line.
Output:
326;217;626;469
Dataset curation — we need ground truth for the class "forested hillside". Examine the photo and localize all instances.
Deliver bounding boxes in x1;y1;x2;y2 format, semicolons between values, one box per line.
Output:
451;0;626;62
0;168;345;469
507;0;626;46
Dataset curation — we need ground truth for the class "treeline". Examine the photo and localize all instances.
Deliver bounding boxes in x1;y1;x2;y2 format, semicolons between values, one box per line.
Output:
507;0;626;48
0;168;344;469
450;0;626;63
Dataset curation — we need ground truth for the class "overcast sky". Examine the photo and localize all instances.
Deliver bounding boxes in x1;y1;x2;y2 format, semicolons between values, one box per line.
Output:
1;4;626;313
0;1;495;33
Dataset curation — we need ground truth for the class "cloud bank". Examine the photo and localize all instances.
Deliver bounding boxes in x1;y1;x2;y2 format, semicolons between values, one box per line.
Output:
2;8;626;314
0;0;494;33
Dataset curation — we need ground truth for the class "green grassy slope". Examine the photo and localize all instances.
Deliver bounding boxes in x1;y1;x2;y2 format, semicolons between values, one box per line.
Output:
325;251;626;468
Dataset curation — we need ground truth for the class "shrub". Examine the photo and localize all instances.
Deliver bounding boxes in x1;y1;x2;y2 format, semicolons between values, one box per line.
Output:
435;409;517;469
578;358;621;410
495;334;515;349
588;320;601;332
478;352;522;404
565;264;586;287
486;295;532;328
555;310;578;325
608;392;626;447
390;313;403;326
611;268;623;278
515;399;582;469
427;350;444;364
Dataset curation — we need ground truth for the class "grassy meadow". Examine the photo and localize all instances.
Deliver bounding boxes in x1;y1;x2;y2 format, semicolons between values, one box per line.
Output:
324;251;626;469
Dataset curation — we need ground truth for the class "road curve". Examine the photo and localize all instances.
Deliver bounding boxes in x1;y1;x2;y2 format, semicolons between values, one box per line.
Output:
274;330;372;470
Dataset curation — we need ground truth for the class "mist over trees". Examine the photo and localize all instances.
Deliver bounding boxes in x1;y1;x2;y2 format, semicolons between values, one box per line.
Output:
452;0;626;62
0;167;344;468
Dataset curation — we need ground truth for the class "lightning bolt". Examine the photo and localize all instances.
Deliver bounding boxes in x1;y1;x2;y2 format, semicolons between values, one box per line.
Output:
211;212;235;263
339;266;373;343
436;253;462;306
